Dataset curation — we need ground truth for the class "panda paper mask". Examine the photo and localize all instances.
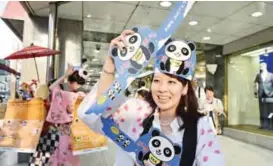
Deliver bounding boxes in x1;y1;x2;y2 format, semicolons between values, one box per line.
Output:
100;116;182;166
155;39;196;81
136;129;182;166
112;27;157;75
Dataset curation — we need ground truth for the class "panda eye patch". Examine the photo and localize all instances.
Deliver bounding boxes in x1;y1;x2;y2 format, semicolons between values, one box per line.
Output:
164;148;172;157
152;139;161;147
167;45;176;52
181;48;189;55
129;35;138;44
120;47;127;56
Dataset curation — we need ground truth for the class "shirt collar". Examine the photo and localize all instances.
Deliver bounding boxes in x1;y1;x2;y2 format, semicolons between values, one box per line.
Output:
152;108;183;133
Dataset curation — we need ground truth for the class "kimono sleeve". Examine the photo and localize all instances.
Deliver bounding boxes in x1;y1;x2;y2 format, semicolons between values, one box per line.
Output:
195;117;225;166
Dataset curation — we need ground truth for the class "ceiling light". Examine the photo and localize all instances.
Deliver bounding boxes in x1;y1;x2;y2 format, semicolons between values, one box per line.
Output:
202;36;211;41
251;12;263;17
160;1;172;7
94;50;100;53
207;28;211;33
86;14;92;18
189;21;198;26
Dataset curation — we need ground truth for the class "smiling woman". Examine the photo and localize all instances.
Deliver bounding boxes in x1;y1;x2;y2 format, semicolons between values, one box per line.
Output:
79;29;225;166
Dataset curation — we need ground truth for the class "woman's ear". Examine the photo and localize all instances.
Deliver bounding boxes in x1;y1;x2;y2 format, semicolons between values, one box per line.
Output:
182;83;188;96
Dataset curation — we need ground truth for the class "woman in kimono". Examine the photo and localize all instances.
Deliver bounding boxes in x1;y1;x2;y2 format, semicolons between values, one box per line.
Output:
79;29;225;166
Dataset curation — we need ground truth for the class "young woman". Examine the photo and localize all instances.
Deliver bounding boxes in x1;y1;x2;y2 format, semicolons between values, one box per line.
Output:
46;65;88;166
199;85;226;135
79;30;225;166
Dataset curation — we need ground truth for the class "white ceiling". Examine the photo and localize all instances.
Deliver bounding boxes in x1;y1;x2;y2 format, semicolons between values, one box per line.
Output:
28;1;273;46
27;1;273;85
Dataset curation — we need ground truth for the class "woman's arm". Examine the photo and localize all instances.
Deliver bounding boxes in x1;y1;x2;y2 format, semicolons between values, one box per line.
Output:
195;117;225;166
95;29;135;99
49;64;74;91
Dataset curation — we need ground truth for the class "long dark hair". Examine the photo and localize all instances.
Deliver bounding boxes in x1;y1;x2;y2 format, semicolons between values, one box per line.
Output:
142;73;203;165
68;70;86;85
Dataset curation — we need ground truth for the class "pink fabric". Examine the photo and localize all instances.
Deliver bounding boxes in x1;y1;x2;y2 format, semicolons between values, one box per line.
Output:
49;135;80;166
111;99;153;141
46;88;79;124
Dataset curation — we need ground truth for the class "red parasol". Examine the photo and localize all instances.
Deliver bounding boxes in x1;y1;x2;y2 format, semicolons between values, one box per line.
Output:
4;43;60;82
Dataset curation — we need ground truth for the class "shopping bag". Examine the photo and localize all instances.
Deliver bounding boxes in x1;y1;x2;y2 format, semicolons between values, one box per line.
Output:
70;97;108;155
0;98;46;153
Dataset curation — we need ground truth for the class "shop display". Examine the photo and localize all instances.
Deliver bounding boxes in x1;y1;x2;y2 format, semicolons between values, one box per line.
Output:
254;52;273;130
0;98;46;152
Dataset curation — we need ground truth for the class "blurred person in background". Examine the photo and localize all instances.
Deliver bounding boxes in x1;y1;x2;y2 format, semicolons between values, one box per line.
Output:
134;87;150;100
199;85;226;135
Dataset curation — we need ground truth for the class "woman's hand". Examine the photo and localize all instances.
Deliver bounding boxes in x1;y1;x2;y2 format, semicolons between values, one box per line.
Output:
65;63;74;77
110;29;135;51
96;29;135;99
103;29;136;74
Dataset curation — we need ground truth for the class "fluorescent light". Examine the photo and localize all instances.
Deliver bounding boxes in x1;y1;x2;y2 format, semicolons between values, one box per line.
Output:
92;58;98;62
94;49;100;53
86;14;92;18
160;1;172;7
202;36;211;41
189;21;198;26
207;28;211;33
241;47;273;57
251;12;263;17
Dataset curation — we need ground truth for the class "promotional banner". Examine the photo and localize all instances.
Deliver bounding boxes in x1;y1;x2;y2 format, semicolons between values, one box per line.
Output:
0;98;45;153
71;97;108;155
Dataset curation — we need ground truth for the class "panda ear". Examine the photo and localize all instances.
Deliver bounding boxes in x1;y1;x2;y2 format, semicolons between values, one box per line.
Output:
112;48;118;57
164;38;173;46
174;145;181;155
151;130;160;137
132;27;138;33
148;42;155;53
188;42;196;51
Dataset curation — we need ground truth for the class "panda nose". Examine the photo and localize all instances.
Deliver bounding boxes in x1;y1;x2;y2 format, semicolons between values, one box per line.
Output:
174;52;180;57
156;149;161;155
129;46;135;52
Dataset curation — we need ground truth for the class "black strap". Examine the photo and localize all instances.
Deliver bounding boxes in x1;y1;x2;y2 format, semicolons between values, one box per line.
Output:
198;87;201;98
140;114;198;166
180;122;198;166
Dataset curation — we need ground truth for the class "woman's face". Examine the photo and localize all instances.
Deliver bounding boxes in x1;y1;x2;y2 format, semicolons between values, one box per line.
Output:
68;81;78;91
151;73;188;112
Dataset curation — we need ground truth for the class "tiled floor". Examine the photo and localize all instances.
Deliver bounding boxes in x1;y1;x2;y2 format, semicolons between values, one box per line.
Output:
12;136;273;166
219;136;273;166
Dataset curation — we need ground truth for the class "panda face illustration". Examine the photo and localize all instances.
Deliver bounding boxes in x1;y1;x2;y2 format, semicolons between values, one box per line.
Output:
107;89;115;100
165;41;192;61
20;120;27;126
116;134;125;143
118;33;142;61
123;139;131;147
114;82;121;93
148;136;176;162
